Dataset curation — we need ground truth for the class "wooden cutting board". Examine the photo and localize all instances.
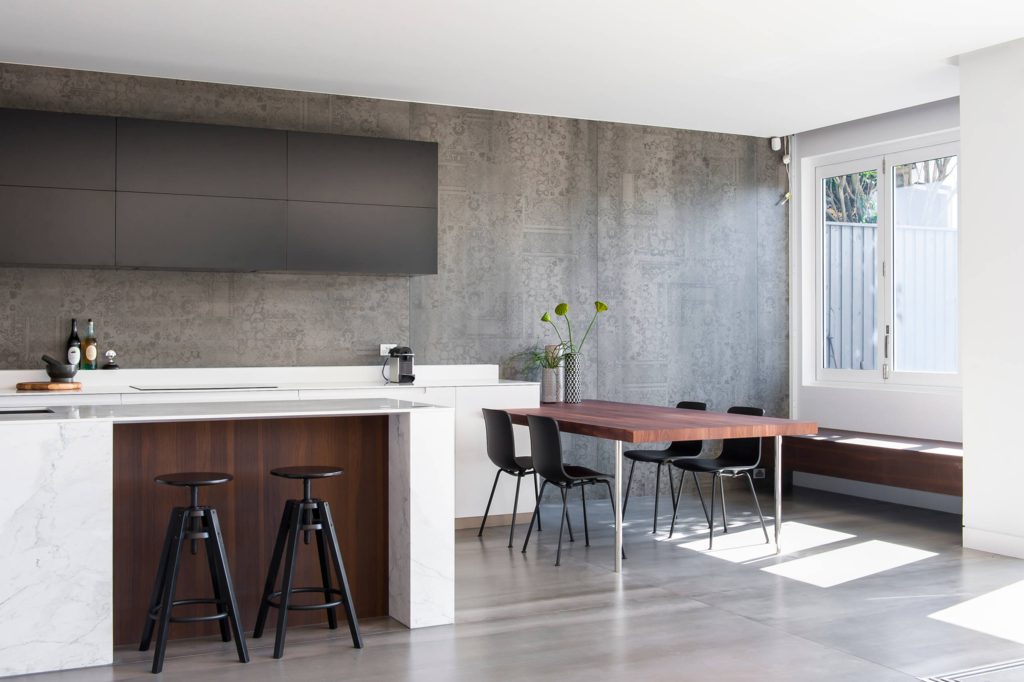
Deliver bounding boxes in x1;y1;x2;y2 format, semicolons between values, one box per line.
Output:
16;381;83;391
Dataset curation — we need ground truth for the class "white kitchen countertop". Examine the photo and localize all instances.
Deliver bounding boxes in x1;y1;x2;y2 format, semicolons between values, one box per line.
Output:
0;364;537;406
0;397;448;425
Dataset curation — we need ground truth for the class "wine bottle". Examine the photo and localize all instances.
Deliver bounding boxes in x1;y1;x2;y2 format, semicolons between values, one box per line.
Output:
66;318;82;368
82;319;98;370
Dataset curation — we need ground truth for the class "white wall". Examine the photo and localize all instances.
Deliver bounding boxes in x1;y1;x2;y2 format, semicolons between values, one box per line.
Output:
960;38;1024;559
791;98;963;442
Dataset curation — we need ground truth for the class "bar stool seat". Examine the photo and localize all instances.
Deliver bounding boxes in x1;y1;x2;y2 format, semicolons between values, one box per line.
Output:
254;465;362;659
270;465;344;479
140;472;248;674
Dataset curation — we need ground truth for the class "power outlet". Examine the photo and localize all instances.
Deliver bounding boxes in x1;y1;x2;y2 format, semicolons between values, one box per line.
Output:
753;468;766;479
380;344;398;357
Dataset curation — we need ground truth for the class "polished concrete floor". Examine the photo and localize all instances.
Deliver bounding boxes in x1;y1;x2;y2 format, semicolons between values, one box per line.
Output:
21;487;1024;681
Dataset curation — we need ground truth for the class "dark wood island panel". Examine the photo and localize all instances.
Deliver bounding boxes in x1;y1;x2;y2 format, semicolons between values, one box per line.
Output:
113;416;389;646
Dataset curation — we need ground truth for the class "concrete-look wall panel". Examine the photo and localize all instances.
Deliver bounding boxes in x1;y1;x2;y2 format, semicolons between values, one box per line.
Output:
0;63;787;500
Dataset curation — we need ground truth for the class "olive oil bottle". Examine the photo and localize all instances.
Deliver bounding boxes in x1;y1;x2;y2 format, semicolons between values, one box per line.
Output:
82;319;98;370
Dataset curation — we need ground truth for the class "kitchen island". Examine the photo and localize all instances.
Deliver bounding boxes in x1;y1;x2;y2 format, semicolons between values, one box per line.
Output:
0;397;455;677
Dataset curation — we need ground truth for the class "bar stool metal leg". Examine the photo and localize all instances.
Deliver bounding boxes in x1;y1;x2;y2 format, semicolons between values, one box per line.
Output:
205;509;249;664
320;500;363;648
273;500;304;659
151;508;188;674
253;501;294;639
203;519;231;643
140;512;178;652
314;518;339;630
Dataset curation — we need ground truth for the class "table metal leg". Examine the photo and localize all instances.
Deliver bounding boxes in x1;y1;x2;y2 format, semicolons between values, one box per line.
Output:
614;440;623;573
774;435;782;555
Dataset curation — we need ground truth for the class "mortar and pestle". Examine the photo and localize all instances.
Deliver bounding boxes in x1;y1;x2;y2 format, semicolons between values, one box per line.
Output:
42;355;79;383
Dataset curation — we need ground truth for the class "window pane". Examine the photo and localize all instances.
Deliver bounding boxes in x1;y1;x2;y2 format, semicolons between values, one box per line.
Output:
892;155;958;373
823;170;878;370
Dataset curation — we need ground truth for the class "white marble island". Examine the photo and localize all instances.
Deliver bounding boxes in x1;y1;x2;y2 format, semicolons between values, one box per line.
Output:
0;397;456;678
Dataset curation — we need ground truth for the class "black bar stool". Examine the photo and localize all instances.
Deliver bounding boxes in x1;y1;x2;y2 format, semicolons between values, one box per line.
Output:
253;466;362;659
140;472;248;674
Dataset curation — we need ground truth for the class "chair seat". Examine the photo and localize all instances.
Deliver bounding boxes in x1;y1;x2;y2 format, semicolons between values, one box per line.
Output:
623;448;697;464
564;464;612;480
671;457;755;473
155;472;233;487
512;456;534;471
270;466;344;479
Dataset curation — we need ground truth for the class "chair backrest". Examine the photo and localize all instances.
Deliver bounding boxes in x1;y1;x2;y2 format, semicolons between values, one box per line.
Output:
526;415;573;484
481;408;521;471
720;405;765;467
667;401;708;456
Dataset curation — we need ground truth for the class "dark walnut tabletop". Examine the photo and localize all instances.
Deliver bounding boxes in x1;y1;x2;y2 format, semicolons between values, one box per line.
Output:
505;400;818;444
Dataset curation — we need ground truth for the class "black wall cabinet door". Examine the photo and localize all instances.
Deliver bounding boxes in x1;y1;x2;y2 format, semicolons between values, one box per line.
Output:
116;118;287;199
0;186;115;266
287;202;438;274
116;193;287;270
0;108;115;190
288;132;438;208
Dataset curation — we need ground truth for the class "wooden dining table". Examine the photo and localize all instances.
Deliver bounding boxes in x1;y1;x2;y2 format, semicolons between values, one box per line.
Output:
505;400;818;572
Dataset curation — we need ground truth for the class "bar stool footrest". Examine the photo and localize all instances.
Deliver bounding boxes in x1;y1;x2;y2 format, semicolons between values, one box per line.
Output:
147;597;230;623
265;587;346;611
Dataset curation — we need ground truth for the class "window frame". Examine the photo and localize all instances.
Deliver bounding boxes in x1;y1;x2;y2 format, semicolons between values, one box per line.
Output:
812;141;961;389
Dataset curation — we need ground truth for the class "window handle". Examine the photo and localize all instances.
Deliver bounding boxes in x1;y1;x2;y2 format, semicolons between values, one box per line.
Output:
884;325;890;359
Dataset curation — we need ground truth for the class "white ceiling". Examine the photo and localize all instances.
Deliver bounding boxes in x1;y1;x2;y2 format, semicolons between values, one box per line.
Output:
3;0;1024;137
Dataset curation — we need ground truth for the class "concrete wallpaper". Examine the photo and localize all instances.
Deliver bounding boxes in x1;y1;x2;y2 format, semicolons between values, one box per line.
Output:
0;63;788;499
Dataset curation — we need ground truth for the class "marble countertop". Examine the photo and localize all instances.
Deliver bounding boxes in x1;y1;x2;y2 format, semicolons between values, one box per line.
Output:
0;364;535;399
0;397;449;425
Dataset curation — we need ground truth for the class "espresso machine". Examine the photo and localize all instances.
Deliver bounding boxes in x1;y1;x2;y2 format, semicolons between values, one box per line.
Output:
386;346;415;384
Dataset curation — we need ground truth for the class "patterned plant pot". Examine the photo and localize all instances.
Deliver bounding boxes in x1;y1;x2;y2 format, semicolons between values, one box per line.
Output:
563;353;582;404
540;367;563;403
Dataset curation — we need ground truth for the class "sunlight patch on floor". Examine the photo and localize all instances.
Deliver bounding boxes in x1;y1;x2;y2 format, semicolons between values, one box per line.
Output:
675;521;853;563
762;539;937;587
929;579;1024;644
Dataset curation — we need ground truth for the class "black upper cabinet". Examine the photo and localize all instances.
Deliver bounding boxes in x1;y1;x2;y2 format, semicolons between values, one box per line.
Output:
116;193;287;270
0;186;115;266
287;202;437;274
288;132;438;208
0;108;115;190
116;118;287;199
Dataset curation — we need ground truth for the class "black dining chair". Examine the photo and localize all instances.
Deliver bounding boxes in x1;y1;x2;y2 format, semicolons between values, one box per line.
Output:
669;406;770;550
479;408;544;547
521;414;623;566
622;400;707;534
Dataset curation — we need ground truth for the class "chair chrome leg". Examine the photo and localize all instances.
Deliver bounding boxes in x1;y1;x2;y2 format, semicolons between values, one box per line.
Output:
556;486;569;566
668;469;684;539
622;459;636;517
522;479;548;552
708;473;718;551
653;462;663;534
478;470;502;537
580;483;590;546
693;472;712;527
719;473;728;533
532;471;542;532
744;472;770;544
508;473;522;548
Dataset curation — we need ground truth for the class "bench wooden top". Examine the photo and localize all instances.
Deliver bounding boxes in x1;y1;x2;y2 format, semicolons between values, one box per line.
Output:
505;400;818;444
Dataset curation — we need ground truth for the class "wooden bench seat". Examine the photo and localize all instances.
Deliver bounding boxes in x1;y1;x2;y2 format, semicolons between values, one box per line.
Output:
782;428;962;497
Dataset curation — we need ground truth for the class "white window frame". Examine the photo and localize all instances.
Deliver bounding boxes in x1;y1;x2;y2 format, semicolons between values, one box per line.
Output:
811;139;961;390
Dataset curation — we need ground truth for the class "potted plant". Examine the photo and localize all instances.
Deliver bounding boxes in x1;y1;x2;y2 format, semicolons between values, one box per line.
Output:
504;342;565;403
542;301;608;404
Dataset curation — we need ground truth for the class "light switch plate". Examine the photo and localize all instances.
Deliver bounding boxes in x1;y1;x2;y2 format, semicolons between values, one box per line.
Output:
380;344;398;356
